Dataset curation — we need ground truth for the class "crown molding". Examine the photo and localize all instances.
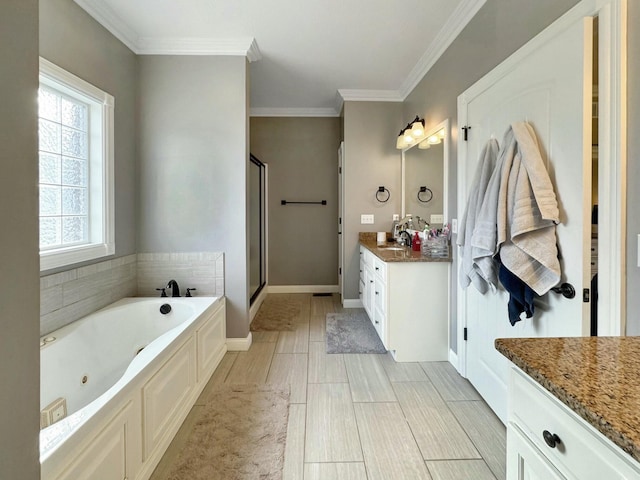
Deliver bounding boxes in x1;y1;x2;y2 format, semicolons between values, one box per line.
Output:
250;107;340;117
73;1;261;60
136;37;262;60
74;0;139;52
399;0;486;99
337;89;403;102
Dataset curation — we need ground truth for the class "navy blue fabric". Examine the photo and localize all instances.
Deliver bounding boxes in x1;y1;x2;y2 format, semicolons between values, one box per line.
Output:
498;261;537;326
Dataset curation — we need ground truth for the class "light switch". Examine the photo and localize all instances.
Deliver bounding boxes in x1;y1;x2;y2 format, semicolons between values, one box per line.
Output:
361;214;374;224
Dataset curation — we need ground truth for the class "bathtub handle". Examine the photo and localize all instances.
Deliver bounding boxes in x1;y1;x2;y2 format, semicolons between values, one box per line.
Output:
155;288;167;298
186;288;197;297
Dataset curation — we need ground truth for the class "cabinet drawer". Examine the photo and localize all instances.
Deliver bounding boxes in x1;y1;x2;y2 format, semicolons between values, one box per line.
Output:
373;257;387;278
510;368;640;479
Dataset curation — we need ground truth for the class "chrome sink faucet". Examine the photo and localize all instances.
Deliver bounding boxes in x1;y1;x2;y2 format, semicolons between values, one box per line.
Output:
397;230;412;247
166;279;181;297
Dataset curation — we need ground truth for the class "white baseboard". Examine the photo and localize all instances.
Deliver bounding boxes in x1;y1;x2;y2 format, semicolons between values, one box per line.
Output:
268;285;339;294
227;332;252;351
448;349;459;371
249;287;268;321
343;299;363;308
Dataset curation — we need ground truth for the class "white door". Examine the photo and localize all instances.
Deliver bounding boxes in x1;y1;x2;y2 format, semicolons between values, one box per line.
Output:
338;142;345;300
458;15;593;421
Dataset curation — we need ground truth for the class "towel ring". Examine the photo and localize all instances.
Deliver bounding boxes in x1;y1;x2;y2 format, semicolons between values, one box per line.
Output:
417;186;433;203
376;186;390;203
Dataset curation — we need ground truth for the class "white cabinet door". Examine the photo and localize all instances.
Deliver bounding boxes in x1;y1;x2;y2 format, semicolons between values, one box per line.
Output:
459;13;593;421
508;426;566;480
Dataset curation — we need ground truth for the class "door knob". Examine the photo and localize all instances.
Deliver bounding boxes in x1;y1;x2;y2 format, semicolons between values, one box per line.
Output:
550;283;575;299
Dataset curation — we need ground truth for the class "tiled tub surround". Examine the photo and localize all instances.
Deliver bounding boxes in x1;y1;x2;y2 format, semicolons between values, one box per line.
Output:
40;254;137;336
40;252;224;336
137;252;224;297
496;337;640;463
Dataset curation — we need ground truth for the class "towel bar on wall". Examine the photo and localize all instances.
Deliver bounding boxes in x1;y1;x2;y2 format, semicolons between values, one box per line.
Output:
281;200;327;205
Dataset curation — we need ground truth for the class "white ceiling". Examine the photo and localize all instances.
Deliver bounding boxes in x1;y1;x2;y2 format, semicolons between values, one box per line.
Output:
74;0;486;116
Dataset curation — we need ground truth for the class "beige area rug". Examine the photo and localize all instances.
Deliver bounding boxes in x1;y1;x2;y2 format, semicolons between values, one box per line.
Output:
250;296;301;331
165;385;290;480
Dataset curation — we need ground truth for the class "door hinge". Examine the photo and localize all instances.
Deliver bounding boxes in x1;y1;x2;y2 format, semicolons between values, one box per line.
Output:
339;217;342;225
462;125;471;141
339;267;342;275
339;167;342;174
463;327;468;341
583;288;590;302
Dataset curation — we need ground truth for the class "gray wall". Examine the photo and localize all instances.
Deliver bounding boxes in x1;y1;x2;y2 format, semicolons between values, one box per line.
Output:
40;0;138;265
343;102;403;300
250;117;341;286
0;1;40;478
403;0;579;351
626;1;640;334
138;56;250;338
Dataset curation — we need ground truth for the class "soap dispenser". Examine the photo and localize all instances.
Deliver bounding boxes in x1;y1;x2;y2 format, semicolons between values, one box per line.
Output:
412;231;421;251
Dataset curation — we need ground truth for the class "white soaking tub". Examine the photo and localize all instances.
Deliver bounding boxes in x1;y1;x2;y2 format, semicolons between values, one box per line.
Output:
40;296;227;480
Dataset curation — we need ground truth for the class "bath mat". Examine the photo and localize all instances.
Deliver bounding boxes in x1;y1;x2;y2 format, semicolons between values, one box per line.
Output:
326;310;387;354
162;385;290;480
250;296;301;331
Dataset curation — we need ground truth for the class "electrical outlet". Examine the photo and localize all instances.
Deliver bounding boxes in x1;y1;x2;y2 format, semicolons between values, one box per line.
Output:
393;213;399;221
430;214;444;224
452;218;458;234
361;214;374;224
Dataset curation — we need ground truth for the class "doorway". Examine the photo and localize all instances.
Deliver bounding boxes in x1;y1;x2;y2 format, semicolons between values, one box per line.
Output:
249;154;266;305
456;0;626;422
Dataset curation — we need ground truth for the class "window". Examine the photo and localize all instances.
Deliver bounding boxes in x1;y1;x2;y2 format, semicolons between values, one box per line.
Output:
38;58;114;270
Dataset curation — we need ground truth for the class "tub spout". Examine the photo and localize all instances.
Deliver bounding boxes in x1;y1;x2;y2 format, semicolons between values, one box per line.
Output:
166;279;181;297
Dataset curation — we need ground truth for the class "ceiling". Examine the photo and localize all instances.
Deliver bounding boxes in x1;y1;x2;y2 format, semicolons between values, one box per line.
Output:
74;0;486;116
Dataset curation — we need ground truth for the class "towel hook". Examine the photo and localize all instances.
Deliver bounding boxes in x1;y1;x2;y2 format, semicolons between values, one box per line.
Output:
550;283;575;299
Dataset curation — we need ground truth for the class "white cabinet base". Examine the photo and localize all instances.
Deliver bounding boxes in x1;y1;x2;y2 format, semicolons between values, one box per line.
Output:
359;245;449;362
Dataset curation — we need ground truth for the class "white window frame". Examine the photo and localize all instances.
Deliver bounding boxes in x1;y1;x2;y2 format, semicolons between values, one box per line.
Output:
39;58;115;271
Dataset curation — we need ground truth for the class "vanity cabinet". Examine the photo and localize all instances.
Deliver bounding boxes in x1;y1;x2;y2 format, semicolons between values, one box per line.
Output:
507;367;640;480
359;245;448;362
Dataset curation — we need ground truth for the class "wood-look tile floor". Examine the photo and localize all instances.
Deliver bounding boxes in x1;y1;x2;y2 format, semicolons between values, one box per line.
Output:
152;293;506;480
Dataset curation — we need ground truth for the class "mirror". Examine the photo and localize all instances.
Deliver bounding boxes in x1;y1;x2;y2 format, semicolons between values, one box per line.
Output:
401;119;449;226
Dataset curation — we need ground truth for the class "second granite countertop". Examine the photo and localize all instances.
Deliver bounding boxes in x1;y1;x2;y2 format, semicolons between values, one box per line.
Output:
359;232;452;263
496;336;640;464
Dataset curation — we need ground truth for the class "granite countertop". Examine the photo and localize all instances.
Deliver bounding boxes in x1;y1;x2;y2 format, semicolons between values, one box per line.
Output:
496;336;640;463
359;232;452;263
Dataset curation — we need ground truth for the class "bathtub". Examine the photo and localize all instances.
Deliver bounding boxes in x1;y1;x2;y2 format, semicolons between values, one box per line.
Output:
40;296;227;480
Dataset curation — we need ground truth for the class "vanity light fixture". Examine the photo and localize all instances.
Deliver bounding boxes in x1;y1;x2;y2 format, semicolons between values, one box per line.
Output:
418;140;431;149
410;116;425;138
396;115;426;150
427;133;442;145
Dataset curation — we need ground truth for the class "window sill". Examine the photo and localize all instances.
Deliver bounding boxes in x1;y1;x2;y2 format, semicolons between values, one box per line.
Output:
40;243;115;272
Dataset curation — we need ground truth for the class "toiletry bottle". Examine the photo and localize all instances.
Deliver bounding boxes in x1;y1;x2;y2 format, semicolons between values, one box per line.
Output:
421;226;430;255
412;231;421;251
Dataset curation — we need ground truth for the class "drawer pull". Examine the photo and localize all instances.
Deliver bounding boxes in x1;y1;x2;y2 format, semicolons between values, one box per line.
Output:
375;320;379;324
375;267;379;271
370;280;373;283
375;291;379;295
542;430;561;448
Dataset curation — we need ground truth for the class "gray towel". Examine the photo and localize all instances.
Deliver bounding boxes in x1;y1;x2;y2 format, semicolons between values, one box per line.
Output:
458;138;499;293
498;122;560;295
